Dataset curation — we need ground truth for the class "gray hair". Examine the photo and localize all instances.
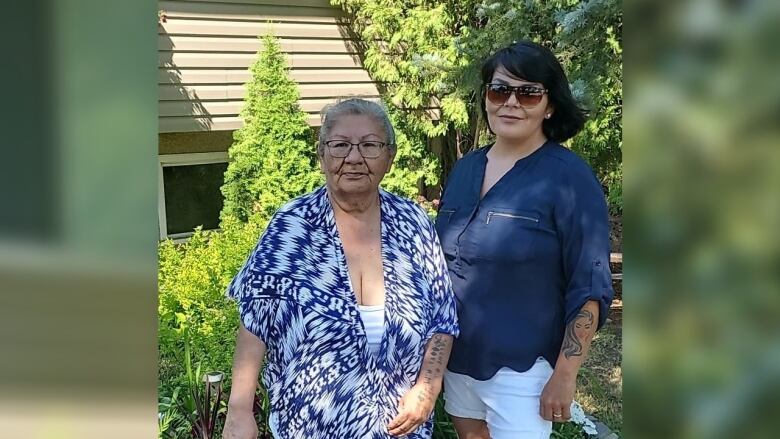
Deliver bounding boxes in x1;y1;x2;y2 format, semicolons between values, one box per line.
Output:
318;98;396;155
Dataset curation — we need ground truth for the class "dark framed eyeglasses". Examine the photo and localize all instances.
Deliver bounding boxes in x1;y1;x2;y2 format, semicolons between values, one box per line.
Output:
485;83;548;107
322;140;389;159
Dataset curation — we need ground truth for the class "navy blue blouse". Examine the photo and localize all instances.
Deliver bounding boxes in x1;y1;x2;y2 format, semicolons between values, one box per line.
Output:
435;141;614;380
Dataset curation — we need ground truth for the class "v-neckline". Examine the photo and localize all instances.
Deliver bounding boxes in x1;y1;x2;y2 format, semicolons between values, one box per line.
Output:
477;141;548;202
325;189;391;369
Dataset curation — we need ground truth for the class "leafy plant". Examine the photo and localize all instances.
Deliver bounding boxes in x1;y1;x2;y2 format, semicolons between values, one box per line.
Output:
158;220;261;397
159;387;190;439
254;385;274;438
381;109;441;198
178;332;227;439
431;396;457;439
455;0;622;211
220;33;322;226
331;0;622;210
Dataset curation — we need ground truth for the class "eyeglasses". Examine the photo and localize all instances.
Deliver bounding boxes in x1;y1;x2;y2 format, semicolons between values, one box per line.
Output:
485;83;548;107
322;140;389;159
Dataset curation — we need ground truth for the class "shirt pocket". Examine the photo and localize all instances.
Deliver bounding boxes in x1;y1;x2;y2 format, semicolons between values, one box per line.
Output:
434;206;460;259
473;208;541;262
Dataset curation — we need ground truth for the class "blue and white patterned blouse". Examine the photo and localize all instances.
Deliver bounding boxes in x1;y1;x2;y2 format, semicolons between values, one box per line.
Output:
226;186;459;439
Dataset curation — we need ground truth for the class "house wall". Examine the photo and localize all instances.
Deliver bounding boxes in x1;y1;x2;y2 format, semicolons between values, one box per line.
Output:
158;0;379;136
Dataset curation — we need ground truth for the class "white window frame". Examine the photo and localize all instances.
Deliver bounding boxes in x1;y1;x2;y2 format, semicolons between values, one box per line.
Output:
158;152;229;240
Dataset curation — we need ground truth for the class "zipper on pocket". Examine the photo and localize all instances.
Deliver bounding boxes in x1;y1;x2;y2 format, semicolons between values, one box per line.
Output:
486;211;540;224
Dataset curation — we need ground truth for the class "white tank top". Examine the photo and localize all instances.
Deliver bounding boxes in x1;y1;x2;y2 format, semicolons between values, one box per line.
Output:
358;304;385;356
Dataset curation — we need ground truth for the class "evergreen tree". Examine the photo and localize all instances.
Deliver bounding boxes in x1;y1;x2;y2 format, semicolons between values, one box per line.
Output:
220;34;322;225
331;0;622;210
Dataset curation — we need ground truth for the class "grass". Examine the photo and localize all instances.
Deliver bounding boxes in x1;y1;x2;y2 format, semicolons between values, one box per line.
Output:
576;317;623;435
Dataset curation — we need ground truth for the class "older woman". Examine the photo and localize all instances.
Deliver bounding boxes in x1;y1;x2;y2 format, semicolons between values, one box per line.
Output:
222;98;459;439
436;41;614;438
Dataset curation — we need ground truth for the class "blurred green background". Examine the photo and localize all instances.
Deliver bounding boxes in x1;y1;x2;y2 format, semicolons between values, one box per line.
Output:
1;1;157;437
624;0;780;437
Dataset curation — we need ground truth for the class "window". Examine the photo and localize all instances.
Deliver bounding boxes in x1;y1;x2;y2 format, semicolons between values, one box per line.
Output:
158;152;228;239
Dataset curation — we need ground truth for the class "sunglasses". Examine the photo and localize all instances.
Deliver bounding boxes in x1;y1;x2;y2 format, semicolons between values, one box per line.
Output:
485;83;548;107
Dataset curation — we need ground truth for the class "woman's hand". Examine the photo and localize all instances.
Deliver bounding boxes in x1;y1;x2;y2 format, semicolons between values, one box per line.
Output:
387;383;437;436
222;408;258;439
541;301;600;422
388;333;452;436
540;371;577;422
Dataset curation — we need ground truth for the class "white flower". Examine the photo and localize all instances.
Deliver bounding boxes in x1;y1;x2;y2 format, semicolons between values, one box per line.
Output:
570;401;598;436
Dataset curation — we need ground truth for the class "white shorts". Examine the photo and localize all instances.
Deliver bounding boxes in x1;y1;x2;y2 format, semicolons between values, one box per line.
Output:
443;357;554;439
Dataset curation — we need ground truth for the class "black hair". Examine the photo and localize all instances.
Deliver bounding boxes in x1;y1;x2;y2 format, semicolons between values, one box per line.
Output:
480;40;586;143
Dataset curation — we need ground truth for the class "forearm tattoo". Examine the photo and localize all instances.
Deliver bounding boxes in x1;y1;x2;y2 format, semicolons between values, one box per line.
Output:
561;309;595;359
417;334;451;403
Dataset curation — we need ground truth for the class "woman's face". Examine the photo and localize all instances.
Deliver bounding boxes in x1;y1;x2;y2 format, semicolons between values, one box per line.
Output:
485;65;554;143
319;114;394;197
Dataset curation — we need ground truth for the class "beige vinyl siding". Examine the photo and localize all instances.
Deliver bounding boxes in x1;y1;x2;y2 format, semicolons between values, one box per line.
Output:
159;68;373;85
159;0;379;133
161;53;364;69
159;83;380;101
159;36;356;53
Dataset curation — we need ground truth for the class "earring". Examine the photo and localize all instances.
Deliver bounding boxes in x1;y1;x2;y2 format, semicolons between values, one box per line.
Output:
545;113;551;119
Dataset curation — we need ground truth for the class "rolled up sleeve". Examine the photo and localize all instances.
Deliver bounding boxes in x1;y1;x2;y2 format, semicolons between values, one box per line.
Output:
554;162;614;330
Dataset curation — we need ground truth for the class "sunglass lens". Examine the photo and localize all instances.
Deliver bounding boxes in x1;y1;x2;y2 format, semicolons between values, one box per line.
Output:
517;92;543;106
486;85;510;104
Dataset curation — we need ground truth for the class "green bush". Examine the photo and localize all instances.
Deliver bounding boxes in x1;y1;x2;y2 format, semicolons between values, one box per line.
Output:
381;108;440;199
331;0;622;211
220;34;322;226
158;219;262;395
454;0;622;212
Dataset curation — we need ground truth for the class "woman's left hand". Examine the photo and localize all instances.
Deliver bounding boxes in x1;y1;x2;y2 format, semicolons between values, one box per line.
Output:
540;371;577;422
387;383;436;436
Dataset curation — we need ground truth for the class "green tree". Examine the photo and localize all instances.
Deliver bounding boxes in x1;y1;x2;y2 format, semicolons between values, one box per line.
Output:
331;0;622;210
331;0;472;194
220;34;322;225
455;0;622;210
381;109;441;199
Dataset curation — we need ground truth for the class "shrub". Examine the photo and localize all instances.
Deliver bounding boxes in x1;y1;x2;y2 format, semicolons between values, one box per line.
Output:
381;108;440;199
220;34;322;226
158;219;262;395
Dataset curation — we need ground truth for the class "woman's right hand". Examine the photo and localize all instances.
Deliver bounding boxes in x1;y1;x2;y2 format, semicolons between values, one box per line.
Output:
222;409;258;439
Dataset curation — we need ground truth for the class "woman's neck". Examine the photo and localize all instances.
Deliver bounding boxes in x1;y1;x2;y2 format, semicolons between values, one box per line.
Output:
328;187;380;219
491;132;548;161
